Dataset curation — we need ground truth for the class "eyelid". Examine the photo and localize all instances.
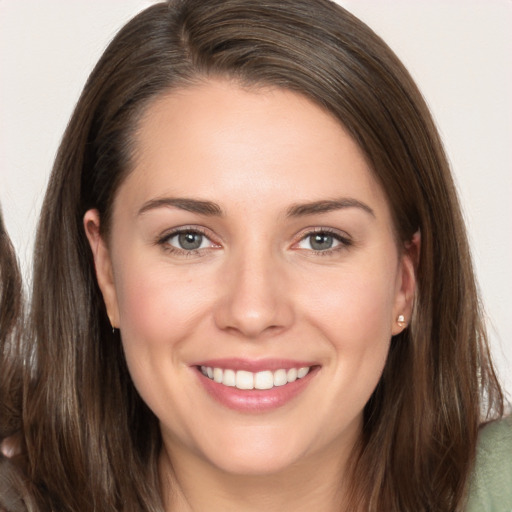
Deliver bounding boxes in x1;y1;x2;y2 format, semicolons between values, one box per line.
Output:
156;225;221;254
291;226;353;252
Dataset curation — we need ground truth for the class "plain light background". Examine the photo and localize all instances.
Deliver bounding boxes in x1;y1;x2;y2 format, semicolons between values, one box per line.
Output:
1;1;511;397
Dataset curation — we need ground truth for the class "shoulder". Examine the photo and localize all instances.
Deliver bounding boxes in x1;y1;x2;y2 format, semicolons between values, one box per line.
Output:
466;415;512;511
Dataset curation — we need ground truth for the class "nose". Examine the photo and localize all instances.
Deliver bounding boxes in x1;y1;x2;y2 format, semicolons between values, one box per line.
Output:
213;247;294;339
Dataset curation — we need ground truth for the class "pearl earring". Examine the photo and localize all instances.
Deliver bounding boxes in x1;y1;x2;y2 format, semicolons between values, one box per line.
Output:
397;314;406;328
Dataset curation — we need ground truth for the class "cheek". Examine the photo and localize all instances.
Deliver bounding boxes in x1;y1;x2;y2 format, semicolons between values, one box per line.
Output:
303;263;397;348
111;256;212;396
114;258;206;343
298;260;397;401
111;257;211;427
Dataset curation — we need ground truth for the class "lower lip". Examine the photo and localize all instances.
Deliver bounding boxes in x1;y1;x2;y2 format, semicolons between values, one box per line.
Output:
195;367;317;412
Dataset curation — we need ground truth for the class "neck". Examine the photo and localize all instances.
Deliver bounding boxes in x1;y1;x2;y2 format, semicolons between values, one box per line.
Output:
159;436;357;512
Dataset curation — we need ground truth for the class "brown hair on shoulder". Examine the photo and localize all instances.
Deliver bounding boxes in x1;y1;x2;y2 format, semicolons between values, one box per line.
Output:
0;211;23;441
0;211;36;511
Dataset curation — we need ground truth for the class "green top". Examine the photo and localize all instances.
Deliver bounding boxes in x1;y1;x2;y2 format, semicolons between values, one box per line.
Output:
466;415;512;511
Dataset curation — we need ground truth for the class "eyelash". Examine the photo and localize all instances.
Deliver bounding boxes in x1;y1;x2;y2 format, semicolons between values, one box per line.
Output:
293;227;353;256
156;226;218;257
156;226;353;257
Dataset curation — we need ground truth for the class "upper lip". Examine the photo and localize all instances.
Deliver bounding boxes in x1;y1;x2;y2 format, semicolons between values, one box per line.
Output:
192;358;319;372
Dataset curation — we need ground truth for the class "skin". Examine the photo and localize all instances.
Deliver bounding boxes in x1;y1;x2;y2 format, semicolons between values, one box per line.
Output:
85;80;417;512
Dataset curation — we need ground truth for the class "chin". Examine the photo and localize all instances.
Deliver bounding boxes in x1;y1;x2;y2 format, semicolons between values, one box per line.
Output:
197;429;308;476
209;452;301;477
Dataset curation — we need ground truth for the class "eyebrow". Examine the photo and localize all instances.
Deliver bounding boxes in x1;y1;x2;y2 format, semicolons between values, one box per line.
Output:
138;197;223;217
137;196;375;219
286;198;375;218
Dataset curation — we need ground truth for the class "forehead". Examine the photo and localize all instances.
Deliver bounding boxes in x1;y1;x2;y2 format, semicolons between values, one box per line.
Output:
118;79;391;221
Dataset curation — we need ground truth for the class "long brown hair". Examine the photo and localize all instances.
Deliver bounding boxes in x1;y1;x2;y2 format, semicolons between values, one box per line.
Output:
1;0;504;510
0;211;28;511
0;211;23;439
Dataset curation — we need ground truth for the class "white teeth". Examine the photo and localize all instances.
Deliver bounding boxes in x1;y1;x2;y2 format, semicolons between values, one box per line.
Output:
287;368;298;382
254;370;274;390
236;370;254;390
200;365;312;390
213;367;223;383
222;369;236;387
297;367;309;378
273;369;287;387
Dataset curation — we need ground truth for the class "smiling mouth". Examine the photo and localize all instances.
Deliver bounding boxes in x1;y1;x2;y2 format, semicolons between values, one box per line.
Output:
199;365;311;390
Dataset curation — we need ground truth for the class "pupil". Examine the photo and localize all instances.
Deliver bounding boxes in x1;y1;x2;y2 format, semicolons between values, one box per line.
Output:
311;233;333;251
178;233;202;250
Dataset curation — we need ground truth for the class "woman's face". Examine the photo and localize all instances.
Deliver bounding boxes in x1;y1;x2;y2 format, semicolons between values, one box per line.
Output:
85;80;416;476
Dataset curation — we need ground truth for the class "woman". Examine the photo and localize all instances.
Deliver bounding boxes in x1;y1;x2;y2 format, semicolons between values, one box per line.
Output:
0;0;509;510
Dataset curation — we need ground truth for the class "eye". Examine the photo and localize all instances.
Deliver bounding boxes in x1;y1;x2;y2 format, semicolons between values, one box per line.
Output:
170;232;208;251
295;229;351;253
158;227;218;254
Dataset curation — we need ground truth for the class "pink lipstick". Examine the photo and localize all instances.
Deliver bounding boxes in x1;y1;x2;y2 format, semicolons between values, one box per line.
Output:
192;358;318;412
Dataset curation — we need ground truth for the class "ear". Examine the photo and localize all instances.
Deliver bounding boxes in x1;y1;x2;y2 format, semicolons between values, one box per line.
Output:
391;230;420;335
83;209;120;328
